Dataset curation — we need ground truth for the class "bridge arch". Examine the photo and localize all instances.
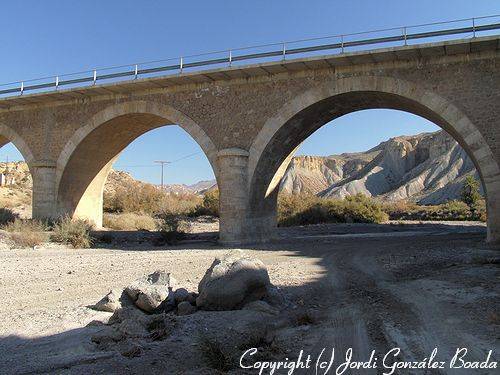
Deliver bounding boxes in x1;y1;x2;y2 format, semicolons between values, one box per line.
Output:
55;100;219;226
247;76;500;243
0;123;36;218
0;123;35;166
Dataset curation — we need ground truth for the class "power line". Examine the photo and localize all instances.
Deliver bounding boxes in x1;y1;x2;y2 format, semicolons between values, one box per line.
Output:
170;152;201;163
114;152;202;169
154;161;170;190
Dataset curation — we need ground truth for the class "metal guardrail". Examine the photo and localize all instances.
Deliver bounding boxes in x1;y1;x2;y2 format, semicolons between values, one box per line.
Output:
0;15;499;97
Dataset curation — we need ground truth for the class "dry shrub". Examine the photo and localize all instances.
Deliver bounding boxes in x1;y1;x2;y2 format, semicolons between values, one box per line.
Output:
278;193;388;226
3;218;48;249
197;334;234;372
155;213;188;245
51;217;94;248
0;208;18;225
190;189;219;217
103;212;156;231
104;185;201;216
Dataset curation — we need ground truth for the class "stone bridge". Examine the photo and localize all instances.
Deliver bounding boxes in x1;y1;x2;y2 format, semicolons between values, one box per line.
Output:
0;36;499;244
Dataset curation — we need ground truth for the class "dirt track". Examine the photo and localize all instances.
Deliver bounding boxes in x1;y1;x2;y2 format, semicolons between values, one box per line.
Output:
0;222;498;374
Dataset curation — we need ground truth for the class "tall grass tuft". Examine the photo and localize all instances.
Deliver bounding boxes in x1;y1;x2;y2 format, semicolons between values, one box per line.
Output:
3;218;49;249
51;216;94;248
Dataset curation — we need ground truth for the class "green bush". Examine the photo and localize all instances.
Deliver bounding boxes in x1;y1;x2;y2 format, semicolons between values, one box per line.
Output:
51;217;94;248
278;193;388;227
383;198;486;222
460;175;484;220
461;175;482;208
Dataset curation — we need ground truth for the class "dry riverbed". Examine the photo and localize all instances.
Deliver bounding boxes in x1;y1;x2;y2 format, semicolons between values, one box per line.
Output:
0;222;498;374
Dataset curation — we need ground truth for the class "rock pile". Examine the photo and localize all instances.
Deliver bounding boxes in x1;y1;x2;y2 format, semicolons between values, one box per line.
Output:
90;251;289;359
92;250;284;317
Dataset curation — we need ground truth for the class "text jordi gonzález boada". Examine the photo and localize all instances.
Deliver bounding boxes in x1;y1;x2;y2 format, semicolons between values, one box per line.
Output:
239;347;497;374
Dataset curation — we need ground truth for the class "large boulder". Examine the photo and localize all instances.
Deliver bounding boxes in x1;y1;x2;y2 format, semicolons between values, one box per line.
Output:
196;250;271;310
125;271;175;313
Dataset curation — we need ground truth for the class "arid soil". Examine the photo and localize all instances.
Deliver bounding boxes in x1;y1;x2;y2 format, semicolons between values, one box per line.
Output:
0;222;498;374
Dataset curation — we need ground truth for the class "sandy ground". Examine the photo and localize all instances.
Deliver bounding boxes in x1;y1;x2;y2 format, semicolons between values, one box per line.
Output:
0;222;498;374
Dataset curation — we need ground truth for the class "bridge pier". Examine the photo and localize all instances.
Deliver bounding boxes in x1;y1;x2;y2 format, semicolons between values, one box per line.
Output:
217;148;251;245
31;161;57;221
486;176;500;244
217;148;277;245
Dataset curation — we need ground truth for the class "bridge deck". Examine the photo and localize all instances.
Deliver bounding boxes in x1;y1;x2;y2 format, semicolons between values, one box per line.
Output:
0;35;498;110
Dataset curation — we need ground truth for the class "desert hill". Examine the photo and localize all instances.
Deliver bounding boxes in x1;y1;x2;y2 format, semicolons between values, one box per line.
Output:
280;130;479;204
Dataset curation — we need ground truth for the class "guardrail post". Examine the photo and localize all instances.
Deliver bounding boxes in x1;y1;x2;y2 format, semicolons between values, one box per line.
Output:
229;50;232;67
403;27;407;45
472;18;476;38
341;35;344;53
93;70;97;85
20;81;24;95
134;64;138;79
282;42;286;61
180;57;183;73
55;76;59;90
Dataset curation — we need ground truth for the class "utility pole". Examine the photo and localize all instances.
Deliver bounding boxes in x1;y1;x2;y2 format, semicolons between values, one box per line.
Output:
154;160;170;190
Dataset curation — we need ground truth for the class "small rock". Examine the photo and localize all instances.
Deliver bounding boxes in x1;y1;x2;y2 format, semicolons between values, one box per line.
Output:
93;289;123;313
120;342;143;358
91;327;124;350
110;307;150;338
262;285;286;307
173;288;190;304
186;292;198;305
177;301;197;316
125;270;176;313
243;300;279;315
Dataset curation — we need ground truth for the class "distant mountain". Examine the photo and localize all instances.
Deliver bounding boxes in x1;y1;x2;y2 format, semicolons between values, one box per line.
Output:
161;179;216;194
280;130;480;204
104;171;216;196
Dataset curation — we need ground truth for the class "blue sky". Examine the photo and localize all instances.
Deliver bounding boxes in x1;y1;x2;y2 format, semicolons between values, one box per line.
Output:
0;1;498;184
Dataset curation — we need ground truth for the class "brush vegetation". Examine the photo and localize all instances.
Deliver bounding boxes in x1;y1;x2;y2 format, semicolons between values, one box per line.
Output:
51;216;94;248
2;218;49;249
